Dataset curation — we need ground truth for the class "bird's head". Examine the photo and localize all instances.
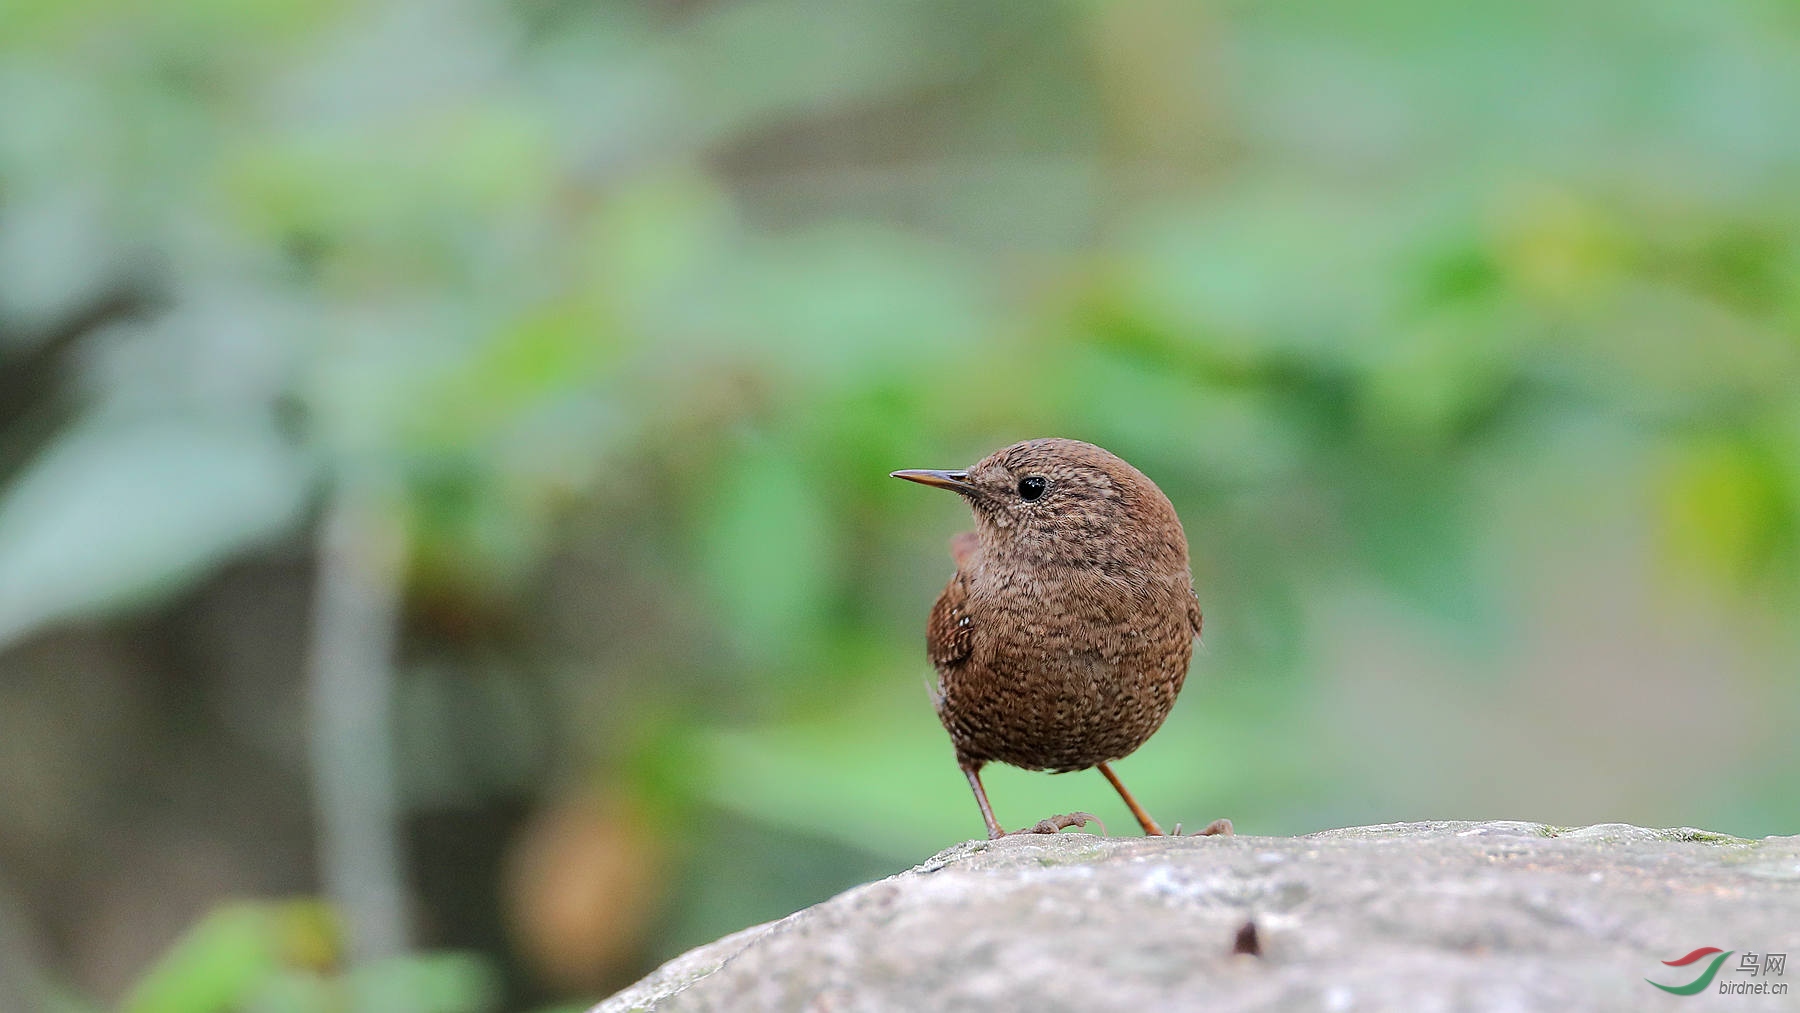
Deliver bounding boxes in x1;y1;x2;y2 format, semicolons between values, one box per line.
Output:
892;438;1188;571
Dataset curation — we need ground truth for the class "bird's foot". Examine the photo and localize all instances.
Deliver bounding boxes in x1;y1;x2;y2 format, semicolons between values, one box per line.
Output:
1169;818;1234;837
1006;812;1106;837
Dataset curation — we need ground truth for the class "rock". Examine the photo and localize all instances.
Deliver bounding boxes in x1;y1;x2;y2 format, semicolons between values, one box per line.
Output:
594;822;1800;1012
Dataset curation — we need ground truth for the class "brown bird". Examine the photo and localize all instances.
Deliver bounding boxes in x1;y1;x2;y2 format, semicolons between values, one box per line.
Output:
893;438;1231;840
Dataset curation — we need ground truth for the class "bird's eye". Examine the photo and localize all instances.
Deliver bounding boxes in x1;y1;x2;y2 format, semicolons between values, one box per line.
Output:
1017;476;1048;501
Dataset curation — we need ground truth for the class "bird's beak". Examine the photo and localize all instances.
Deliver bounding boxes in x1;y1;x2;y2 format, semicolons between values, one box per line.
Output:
890;469;974;493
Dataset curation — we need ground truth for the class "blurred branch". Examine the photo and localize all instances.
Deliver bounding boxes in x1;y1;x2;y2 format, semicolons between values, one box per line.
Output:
306;471;410;964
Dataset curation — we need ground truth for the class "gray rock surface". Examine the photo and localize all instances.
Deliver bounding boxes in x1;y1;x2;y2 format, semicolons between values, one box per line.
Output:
595;822;1800;1012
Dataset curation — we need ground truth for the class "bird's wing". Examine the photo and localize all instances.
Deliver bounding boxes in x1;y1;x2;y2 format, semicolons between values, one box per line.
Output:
927;569;975;669
1188;587;1204;639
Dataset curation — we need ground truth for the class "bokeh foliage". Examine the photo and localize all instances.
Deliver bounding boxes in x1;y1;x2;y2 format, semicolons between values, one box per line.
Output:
1;0;1797;1009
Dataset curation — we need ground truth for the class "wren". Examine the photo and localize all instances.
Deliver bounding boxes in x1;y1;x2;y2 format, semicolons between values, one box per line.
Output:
893;438;1231;840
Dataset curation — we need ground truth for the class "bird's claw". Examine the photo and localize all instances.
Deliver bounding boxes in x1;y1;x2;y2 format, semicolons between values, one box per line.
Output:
1170;817;1234;837
1010;812;1105;836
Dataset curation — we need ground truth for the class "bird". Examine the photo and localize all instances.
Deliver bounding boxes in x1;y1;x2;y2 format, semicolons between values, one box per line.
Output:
893;438;1232;840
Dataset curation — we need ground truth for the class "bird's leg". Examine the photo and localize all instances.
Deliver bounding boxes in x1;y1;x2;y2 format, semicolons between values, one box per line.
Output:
962;764;1007;840
1097;760;1164;836
963;764;1104;838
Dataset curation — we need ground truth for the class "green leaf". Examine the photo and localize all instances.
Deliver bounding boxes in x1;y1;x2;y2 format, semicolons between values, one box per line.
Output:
0;418;310;650
121;904;312;1013
695;439;839;665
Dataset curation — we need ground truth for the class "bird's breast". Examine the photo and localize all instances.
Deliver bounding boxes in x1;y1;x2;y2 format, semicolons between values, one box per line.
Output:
934;563;1195;771
965;568;1190;678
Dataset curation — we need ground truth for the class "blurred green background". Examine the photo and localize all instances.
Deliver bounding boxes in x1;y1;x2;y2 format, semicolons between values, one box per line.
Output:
2;0;1798;1009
